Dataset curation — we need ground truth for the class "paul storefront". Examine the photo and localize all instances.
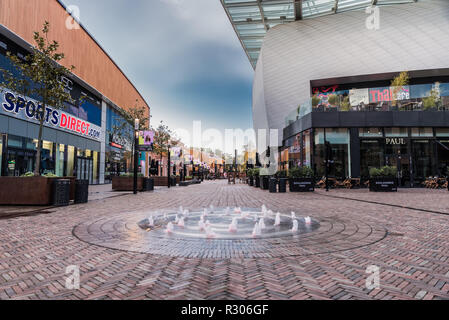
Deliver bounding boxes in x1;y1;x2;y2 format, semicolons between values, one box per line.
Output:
283;73;449;187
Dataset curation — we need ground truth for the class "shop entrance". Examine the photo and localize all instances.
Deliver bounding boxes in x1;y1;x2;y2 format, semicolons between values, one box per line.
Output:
77;157;93;184
386;153;411;187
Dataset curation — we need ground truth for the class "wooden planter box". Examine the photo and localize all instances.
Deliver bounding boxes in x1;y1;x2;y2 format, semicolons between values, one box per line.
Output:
112;177;144;191
0;176;54;205
249;176;254;186
153;176;168;186
369;177;397;192
289;178;315;192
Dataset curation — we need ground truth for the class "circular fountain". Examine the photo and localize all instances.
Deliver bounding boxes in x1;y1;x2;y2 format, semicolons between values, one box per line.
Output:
73;205;388;259
137;207;319;240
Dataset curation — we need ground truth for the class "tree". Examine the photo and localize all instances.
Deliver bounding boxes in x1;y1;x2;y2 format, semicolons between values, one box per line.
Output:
152;121;179;176
391;71;410;107
422;88;440;110
0;22;75;176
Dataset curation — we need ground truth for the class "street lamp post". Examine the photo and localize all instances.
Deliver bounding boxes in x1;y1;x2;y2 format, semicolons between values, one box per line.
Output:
133;119;140;195
167;144;171;189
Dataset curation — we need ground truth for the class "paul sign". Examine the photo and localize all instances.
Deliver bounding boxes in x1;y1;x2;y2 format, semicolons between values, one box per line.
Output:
386;138;406;145
1;90;102;142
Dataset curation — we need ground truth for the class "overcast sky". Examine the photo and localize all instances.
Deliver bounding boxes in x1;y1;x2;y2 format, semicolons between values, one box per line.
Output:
61;0;254;149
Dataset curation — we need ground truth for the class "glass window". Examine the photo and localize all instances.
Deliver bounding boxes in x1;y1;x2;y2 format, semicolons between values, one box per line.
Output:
360;140;384;179
385;128;408;137
79;100;101;126
56;144;65;177
288;133;301;168
436;128;449;137
7;135;22;148
313;128;350;179
413;140;433;181
440;83;449;97
437;140;449;176
411;128;433;137
411;84;433;99
67;146;75;177
40;141;54;174
93;151;99;184
0;137;2;174
359;128;383;138
303;130;311;167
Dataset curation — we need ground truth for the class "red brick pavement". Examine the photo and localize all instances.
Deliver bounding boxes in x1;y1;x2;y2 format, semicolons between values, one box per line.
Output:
0;181;449;300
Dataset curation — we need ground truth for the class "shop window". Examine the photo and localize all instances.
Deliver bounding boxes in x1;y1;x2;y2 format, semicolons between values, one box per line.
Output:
40;141;54;174
385;128;408;137
0;138;2;174
93;151;99;184
56;144;65;177
302;130;311;167
440;83;449;97
437;140;449;176
359;128;383;138
360;140;384;179
436;128;449;137
411;84;433;99
7;135;22;148
412;140;433;181
411;128;433;137
67;146;75;177
79;100;101;126
314;128;350;179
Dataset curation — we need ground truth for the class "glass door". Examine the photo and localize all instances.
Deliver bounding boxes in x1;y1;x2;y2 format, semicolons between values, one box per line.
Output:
77;157;93;183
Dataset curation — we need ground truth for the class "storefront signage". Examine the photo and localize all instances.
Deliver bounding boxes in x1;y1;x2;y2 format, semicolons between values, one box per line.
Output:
110;142;122;149
312;85;339;95
1;90;102;142
386;138;406;145
349;88;370;106
369;86;410;103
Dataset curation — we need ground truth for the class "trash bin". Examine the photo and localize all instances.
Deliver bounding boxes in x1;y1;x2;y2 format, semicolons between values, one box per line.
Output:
75;179;89;204
170;176;177;187
269;178;277;193
52;179;71;206
143;178;154;191
278;178;287;193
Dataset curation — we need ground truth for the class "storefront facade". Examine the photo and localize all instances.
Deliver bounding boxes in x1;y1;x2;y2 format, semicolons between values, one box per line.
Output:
283;74;449;186
0;0;150;184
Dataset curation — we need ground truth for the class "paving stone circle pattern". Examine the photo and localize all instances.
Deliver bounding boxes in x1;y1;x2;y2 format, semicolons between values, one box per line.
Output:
73;206;387;259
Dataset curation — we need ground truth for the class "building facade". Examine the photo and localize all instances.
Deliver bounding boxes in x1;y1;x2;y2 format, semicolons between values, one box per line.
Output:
0;0;150;184
223;0;449;186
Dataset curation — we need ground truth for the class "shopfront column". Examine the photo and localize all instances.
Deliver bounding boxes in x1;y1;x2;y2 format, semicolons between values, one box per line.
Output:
349;128;360;178
99;100;107;184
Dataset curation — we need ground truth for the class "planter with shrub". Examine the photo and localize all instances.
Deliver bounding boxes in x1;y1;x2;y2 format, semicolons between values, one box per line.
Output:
288;167;315;192
369;166;398;192
0;172;77;205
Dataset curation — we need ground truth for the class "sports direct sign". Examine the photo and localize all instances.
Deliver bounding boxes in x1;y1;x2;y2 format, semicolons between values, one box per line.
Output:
1;90;102;142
